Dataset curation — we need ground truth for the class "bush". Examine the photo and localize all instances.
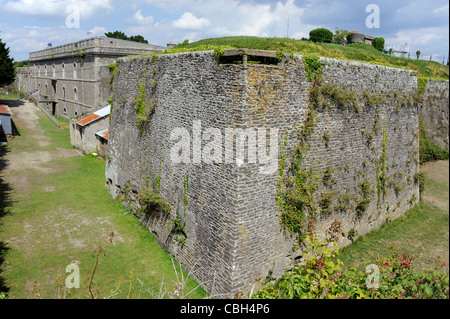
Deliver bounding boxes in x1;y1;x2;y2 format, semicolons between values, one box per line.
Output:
419;121;449;164
372;37;385;52
332;29;350;44
252;228;449;299
309;28;333;43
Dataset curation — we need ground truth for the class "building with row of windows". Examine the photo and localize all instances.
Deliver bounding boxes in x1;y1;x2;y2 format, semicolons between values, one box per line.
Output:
16;36;165;119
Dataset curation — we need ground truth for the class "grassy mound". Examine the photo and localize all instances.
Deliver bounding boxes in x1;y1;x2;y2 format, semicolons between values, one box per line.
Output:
170;36;448;80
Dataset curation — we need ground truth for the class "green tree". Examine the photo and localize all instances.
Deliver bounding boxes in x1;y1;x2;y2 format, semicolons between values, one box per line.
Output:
332;29;350;44
105;31;149;44
372;37;385;52
13;60;29;68
309;28;333;43
416;50;421;60
128;35;148;44
0;36;15;87
105;31;128;40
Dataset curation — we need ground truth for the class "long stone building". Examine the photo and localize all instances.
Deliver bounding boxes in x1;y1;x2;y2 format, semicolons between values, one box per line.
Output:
16;36;165;119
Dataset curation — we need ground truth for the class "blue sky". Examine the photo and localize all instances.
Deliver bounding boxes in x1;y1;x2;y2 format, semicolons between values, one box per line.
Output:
0;0;449;63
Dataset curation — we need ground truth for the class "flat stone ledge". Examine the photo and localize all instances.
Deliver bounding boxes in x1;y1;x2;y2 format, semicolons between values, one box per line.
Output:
222;49;278;58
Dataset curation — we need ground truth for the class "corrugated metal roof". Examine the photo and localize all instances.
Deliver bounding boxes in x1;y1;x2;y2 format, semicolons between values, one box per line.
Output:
75;105;110;126
94;105;110;118
95;129;109;140
75;113;100;126
0;105;13;115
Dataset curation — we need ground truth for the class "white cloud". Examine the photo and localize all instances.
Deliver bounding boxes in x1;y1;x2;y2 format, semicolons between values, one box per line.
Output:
4;0;112;18
172;12;210;30
433;4;449;14
190;0;305;38
385;27;447;47
384;26;449;62
132;9;154;25
124;0;309;47
88;26;107;36
5;0;64;16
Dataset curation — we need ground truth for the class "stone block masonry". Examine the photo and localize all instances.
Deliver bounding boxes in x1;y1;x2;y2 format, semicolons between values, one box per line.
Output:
106;50;423;296
418;78;449;150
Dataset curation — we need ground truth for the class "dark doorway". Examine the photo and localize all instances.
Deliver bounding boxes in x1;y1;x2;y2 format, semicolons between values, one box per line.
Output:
52;102;56;115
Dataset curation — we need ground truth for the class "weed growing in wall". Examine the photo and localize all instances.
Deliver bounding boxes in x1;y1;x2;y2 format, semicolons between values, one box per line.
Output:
415;77;428;102
135;79;155;134
356;180;372;218
302;53;324;82
136;158;171;218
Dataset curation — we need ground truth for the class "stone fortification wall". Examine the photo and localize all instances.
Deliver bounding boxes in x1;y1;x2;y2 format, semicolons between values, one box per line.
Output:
106;50;421;296
418;79;449;150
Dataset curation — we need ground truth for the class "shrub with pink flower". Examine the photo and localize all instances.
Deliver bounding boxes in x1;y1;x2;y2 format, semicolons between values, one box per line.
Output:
400;261;410;268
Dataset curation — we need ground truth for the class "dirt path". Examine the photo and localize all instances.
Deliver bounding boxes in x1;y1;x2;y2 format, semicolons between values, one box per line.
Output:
3;100;81;189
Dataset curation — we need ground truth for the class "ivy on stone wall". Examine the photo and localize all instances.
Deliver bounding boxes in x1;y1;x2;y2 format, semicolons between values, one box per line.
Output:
278;54;323;244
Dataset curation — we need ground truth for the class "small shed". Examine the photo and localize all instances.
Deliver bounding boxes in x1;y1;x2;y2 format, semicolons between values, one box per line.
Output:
0;105;14;141
70;105;110;154
95;128;109;157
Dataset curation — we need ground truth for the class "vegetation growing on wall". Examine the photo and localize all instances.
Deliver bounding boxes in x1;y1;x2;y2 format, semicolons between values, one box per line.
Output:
277;52;416;241
171;172;189;245
419;121;449;164
278;54;323;243
135;79;155;134
375;122;388;207
137;158;171;218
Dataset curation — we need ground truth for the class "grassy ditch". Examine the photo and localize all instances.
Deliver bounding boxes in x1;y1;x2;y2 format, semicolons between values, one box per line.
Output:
340;160;449;273
0;107;205;299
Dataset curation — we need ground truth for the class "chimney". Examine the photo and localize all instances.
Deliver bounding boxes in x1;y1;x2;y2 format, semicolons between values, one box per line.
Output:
166;41;176;49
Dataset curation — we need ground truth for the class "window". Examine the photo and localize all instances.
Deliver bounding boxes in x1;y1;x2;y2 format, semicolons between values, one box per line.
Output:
62;63;65;78
45;65;47;76
52;64;55;77
63;86;66;99
74;87;78;101
73;62;77;78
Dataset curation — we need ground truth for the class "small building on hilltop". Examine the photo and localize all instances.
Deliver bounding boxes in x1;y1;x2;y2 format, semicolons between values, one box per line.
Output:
349;30;374;45
70;105;110;154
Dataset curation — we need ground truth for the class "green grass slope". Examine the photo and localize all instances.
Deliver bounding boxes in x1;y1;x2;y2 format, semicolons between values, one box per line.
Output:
170;36;448;80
